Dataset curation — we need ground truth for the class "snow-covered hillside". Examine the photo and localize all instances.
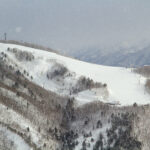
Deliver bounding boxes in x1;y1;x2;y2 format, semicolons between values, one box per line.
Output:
0;43;150;106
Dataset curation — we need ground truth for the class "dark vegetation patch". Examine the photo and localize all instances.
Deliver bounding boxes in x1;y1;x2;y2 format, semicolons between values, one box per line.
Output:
72;76;106;94
103;113;141;150
47;63;68;79
134;66;150;95
0;40;57;53
134;66;150;77
7;47;34;61
145;79;150;93
68;102;143;150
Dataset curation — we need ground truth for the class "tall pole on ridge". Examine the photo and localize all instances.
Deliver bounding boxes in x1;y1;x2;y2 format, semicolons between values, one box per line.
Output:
4;32;7;41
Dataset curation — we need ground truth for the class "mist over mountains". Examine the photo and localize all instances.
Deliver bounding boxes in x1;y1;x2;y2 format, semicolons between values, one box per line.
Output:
72;44;150;67
1;0;150;55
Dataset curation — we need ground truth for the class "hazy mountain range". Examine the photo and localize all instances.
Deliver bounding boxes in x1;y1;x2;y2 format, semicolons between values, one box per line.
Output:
72;45;150;67
1;0;150;54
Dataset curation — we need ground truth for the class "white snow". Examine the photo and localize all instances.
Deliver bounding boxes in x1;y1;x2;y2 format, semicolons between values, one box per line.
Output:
0;103;44;148
0;125;30;150
0;43;150;106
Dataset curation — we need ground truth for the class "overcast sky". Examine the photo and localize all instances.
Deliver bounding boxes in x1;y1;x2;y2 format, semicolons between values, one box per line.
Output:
1;0;150;53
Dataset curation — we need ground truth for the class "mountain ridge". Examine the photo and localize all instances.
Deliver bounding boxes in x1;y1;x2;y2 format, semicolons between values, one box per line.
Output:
73;45;150;67
0;42;150;150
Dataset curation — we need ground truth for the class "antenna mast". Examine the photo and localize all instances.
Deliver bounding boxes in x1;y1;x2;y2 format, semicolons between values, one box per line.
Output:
4;33;7;41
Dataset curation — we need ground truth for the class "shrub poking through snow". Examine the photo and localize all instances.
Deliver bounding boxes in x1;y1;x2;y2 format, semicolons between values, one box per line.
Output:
47;63;68;79
134;66;150;77
72;76;105;94
8;48;34;61
46;62;106;96
145;79;150;93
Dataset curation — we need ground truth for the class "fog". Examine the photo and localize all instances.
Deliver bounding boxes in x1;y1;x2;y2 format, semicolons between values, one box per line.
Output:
0;0;150;54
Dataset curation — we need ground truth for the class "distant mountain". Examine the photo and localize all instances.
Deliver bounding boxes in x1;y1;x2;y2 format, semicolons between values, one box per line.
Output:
74;46;150;67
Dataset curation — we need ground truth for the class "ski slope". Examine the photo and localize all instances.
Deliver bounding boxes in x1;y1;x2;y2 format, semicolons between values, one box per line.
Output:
0;43;150;106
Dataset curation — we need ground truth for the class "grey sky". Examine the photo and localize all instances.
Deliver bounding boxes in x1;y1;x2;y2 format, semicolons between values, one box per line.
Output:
0;0;150;53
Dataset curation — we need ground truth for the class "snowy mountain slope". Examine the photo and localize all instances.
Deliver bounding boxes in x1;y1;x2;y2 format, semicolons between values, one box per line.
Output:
0;62;68;150
0;65;145;150
0;43;150;106
1;42;150;150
